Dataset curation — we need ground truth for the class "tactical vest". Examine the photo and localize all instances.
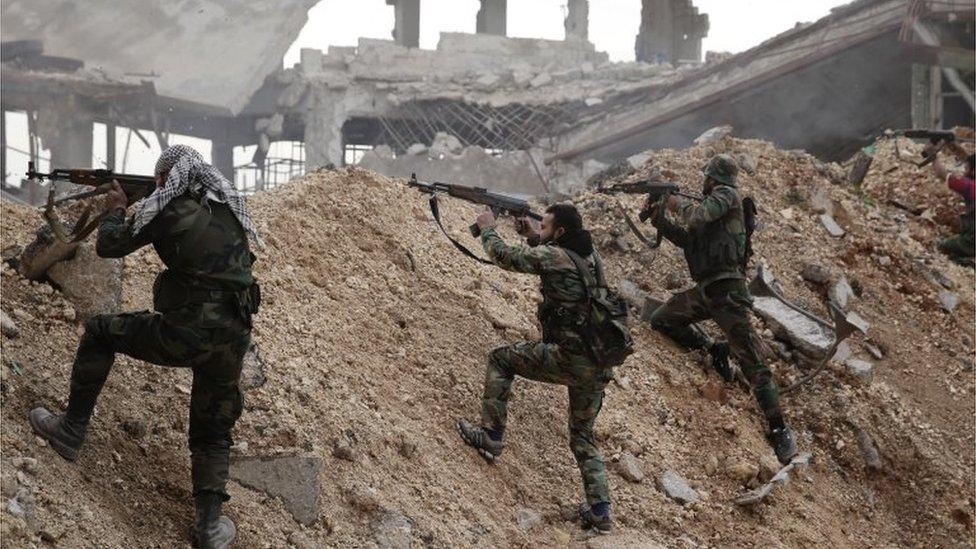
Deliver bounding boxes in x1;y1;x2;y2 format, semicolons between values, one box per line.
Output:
684;185;748;287
537;251;598;353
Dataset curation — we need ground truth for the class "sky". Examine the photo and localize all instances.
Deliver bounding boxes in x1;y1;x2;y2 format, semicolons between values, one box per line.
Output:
6;0;851;186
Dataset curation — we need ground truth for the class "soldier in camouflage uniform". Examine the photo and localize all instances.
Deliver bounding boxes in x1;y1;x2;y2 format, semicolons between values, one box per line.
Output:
927;148;975;266
29;145;259;549
645;154;798;464
456;204;616;533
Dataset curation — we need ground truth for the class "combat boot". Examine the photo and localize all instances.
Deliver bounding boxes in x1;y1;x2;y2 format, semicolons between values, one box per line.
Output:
194;494;236;549
708;342;735;382
28;407;87;461
456;420;504;462
578;502;612;534
766;425;798;465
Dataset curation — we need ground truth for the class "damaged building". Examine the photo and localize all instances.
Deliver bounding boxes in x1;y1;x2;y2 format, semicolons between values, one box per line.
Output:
2;0;974;201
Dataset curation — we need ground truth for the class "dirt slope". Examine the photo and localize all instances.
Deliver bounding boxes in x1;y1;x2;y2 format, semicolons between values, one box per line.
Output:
1;136;973;548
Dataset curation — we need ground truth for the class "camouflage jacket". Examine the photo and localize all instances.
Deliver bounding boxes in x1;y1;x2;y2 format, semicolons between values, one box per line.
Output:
481;227;598;354
97;192;255;324
654;185;747;287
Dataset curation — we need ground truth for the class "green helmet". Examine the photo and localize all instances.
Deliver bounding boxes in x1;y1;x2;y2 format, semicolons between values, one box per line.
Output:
702;154;739;186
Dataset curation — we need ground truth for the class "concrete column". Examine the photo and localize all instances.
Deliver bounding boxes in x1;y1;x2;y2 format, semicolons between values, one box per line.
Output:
387;0;420;48
303;90;344;169
476;0;506;36
105;123;116;171
36;107;93;167
212;139;235;181
564;0;588;41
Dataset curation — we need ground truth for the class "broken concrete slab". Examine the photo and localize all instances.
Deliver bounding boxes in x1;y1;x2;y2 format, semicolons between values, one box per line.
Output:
373;511;412;549
735;453;812;506
692;125;732;146
230;455;323;525
937;290;959;313
831;340;853;363
846;311;870;334
46;241;122;320
657;470;698;504
752;296;834;363
819;214;845;237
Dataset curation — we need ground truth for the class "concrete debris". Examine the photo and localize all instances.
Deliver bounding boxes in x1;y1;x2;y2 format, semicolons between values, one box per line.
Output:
428;132;463;157
241;342;268;390
626;151;652;170
846;311;870;334
529;72;552;88
17;225;80;281
46;241;123;320
515;507;542;532
810;186;833;215
800;263;832;285
693;125;732;146
373;511;412;549
829;276;855;310
831;340;853;363
616;279;649;308
848;150;873;186
0;310;19;338
819;214;845;238
845;358;875;384
937;290;959;313
657;470;698;504
616;452;645;483
735;453;812;506
735;152;757;175
333;437;357;462
864;342;884;360
855;427;883;471
229;455;323;525
752;296;833;364
405;143;427;156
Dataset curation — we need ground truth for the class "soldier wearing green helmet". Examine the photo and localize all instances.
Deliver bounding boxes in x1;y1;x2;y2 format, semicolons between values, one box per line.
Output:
642;153;798;465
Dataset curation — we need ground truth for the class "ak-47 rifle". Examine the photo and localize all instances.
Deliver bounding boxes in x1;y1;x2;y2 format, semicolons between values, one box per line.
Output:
408;173;542;263
26;161;157;243
597;179;702;249
883;129;971;167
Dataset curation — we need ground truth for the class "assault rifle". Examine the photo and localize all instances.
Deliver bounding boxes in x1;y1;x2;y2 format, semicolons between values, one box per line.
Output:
408;173;542;263
883;129;970;167
25;161;157;243
598;179;702;249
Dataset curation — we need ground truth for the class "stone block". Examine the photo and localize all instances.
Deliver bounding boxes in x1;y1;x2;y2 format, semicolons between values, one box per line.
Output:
46;241;122;320
230;455;323;525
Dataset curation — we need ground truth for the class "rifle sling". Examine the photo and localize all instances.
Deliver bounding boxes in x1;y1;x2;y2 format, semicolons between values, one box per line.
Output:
612;200;660;250
428;195;493;265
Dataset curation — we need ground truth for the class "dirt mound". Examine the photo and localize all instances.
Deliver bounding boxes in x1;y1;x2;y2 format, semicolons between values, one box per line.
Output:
1;138;973;547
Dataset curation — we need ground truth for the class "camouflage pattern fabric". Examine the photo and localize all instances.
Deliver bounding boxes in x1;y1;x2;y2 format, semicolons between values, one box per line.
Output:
479;227;613;505
938;234;975;264
65;194;254;501
649;279;782;424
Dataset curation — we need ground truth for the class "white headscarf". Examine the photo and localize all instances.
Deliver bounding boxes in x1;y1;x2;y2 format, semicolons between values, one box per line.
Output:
131;144;262;246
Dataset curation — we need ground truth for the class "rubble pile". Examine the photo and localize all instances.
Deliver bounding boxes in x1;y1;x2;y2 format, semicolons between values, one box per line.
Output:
1;137;973;546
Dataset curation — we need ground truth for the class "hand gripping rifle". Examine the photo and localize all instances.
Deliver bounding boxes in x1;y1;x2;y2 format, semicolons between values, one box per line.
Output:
408;173;542;264
26;162;157;243
883;129;970;167
597;179;701;249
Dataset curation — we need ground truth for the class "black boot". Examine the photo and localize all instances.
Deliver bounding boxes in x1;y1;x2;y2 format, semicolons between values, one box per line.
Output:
456;420;504;462
578;502;613;534
766;426;798;465
708;342;735;382
194;494;236;549
28;407;87;461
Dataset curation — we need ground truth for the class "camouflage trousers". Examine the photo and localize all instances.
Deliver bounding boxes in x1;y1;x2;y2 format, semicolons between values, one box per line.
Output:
481;341;612;505
66;308;249;501
938;232;975;264
648;278;784;425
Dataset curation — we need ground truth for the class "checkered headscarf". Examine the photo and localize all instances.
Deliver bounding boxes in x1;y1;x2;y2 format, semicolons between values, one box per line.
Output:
131;144;262;247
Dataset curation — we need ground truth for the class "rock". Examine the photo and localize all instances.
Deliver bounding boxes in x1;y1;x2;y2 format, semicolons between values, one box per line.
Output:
0;310;19;338
864;342;884;360
735;152;757;175
937;290;959;313
800;263;832;285
241;342;268;390
855;427;882;471
819;214;845;237
829;276;855;310
727;461;759;485
831;340;853;363
810;186;833;215
663;271;684;290
735;453;812;506
121;419;147;439
398;438;418;459
287;530;321;549
848;149;873;186
515;507;542;532
616;279;648;307
693;125;732;146
428;132;463;157
47;241;123;319
657;470;698;504
17;225;81;280
626;151;652;170
846;311;870;334
845;358;874;383
876;255;892;267
584;97;604;106
332;438;357;462
616;452;644;483
529;72;552;87
758;455;781;482
405;143;428;156
753;296;833;363
373;511;412;549
229;455;323;525
10;458;37;475
704;455;718;476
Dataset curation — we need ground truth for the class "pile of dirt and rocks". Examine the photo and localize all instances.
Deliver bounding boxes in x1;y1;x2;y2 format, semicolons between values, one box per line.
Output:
1;136;973;548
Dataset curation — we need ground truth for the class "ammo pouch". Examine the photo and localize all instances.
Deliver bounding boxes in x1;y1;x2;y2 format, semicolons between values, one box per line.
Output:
153;269;261;324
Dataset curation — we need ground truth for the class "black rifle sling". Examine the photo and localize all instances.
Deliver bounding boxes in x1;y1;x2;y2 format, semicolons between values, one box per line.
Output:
428;195;492;265
612;200;660;249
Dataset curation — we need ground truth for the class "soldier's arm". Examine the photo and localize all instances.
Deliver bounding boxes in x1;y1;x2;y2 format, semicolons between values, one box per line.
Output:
481;227;556;274
674;187;736;229
95;209;158;258
652;212;689;248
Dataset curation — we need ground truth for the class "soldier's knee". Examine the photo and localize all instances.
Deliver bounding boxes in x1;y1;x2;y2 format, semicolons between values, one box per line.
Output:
487;346;512;372
82;314;112;342
648;307;668;331
748;367;772;389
